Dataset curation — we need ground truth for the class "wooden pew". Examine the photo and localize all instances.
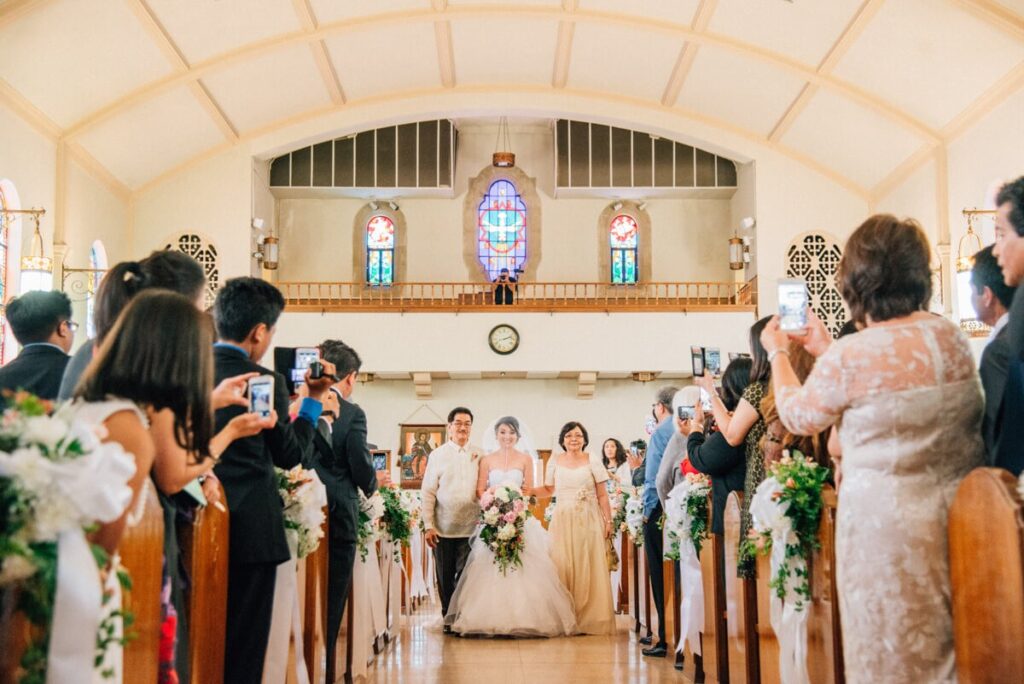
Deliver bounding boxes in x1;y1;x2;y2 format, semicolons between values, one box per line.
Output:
120;483;165;684
700;512;727;683
755;554;781;684
179;483;230;684
0;588;32;684
662;559;680;668
304;516;329;684
617;533;630;614
723;492;759;684
807;486;843;684
950;467;1024;684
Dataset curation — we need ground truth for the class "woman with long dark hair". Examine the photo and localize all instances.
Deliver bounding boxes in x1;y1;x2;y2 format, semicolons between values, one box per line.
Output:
601;437;630;484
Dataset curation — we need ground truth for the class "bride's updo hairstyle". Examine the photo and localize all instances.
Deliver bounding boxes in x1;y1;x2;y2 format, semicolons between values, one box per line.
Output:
558;421;589;451
495;416;520;436
839;214;931;326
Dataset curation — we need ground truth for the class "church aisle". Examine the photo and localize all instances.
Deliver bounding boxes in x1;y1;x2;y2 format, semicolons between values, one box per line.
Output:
367;609;690;683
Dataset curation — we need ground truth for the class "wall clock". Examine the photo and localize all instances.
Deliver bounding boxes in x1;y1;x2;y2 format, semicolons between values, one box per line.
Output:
488;324;520;355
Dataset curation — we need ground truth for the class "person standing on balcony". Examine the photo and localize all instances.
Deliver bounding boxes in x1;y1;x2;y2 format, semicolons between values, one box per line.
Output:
493;267;517;305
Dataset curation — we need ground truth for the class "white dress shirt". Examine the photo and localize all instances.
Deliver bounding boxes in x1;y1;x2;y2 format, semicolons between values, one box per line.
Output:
420;440;482;538
992;312;1010;339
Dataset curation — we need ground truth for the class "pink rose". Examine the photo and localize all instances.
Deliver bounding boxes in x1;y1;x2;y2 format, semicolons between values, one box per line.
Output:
480;492;494;509
503;511;517;524
513;500;525;513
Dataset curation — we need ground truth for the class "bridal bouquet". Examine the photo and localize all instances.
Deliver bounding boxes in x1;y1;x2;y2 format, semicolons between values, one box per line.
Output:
276;465;327;559
0;392;137;683
357;490;385;561
622;487;645;546
380;485;413;555
746;450;828;684
478;484;531;575
664;473;711;560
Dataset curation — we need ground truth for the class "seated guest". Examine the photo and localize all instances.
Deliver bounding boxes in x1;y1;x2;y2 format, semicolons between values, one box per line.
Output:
763;214;983;683
684;357;751;535
308;339;378;676
969;245;1016;461
993;176;1024;474
211;277;335;684
58;250;208;400
0;290;75;399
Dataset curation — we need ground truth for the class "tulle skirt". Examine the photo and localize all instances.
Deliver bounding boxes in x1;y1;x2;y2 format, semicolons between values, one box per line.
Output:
548;496;616;635
445;518;577;637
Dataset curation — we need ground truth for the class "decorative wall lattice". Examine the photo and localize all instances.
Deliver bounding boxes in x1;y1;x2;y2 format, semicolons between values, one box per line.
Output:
166;234;219;308
786;233;846;337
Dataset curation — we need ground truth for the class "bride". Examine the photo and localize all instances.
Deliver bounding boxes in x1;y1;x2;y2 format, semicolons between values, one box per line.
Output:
444;416;577;637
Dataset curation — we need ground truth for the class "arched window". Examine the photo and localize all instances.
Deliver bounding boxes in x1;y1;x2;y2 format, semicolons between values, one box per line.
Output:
86;240;108;339
477;179;527;280
786;233;846;337
366;215;396;286
610;215;639;284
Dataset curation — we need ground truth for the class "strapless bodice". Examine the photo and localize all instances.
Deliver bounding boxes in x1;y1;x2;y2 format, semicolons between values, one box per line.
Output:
487;468;525;489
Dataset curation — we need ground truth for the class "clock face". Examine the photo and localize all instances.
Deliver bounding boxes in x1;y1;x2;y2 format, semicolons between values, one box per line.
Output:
488;324;520;355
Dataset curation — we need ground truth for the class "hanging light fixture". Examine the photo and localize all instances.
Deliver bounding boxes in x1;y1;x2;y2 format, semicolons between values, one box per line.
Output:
19;210;52;293
492;116;515;168
728;235;745;270
956;209;988;337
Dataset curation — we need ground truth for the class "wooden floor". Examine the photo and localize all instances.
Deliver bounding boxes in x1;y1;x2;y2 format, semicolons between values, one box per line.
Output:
365;604;691;683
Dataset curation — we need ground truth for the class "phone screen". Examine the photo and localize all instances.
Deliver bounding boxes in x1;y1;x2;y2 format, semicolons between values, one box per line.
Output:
691;345;705;377
778;280;809;333
295;347;320;371
290;368;306;386
249;377;274;419
705;347;721;377
677;405;695;421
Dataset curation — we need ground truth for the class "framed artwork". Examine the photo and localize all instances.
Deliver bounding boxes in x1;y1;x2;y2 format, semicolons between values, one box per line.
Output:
370;449;391;472
399;424;446;489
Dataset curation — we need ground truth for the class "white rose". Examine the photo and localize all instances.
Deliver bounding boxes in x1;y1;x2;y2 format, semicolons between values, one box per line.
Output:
483;509;500;526
495;487;511;503
497;523;516;540
0;554;37;584
22;416;67;453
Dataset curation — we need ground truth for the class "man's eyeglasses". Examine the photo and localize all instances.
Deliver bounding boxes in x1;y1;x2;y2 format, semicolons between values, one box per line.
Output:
451;421;473;428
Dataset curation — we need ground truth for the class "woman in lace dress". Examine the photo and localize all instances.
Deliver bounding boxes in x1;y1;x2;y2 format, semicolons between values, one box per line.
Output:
543;422;616;635
761;215;984;684
445;417;576;637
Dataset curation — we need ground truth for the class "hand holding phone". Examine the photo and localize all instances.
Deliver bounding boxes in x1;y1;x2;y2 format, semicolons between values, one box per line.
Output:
705;347;721;377
248;375;275;419
691;345;705;377
778;279;809;335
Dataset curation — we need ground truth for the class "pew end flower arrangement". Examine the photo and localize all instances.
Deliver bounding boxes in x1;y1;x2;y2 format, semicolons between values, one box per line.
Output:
621;487;645;547
380;485;413;563
276;465;328;559
745;450;829;684
664;473;711;560
357;490;385;561
478;484;532;575
0;392;137;683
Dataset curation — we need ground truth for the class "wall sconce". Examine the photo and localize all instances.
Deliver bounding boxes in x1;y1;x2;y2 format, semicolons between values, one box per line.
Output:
956;209;989;337
728;233;751;271
631;371;657;383
253;235;279;270
16;209;52;293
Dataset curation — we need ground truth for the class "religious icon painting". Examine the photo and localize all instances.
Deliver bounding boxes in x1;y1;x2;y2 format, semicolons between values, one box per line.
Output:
399;424;445;489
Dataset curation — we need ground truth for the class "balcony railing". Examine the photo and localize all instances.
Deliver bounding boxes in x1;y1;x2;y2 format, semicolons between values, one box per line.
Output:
277;279;758;313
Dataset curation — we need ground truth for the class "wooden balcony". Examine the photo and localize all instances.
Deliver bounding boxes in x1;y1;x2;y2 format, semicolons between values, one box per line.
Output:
277;278;758;313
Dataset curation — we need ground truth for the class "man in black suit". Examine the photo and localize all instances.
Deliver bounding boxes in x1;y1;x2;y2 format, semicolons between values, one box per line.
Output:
211;277;335;684
993;176;1024;474
306;339;378;677
0;290;75;399
969;245;1016;461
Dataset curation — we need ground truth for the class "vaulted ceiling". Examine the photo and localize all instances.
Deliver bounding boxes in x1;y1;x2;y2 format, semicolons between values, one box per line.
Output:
1;0;1022;201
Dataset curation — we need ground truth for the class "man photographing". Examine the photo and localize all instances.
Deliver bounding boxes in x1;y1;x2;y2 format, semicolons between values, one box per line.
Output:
493;267;518;305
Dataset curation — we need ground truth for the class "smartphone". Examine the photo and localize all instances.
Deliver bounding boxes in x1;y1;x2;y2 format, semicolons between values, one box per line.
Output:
290;368;306;387
629;445;638;455
295;347;320;371
248;375;275;419
778;278;809;335
691;345;705;377
699;388;713;411
677;405;695;421
705;347;721;377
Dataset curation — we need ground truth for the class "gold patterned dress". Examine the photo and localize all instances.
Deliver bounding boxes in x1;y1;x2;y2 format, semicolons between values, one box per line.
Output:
545;453;616;635
776;317;984;684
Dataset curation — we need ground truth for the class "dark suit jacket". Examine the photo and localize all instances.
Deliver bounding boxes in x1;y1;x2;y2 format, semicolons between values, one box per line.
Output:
687;430;746;536
980;325;1011;462
995;354;1024;476
308;398;377;543
0;344;71;400
213;346;317;565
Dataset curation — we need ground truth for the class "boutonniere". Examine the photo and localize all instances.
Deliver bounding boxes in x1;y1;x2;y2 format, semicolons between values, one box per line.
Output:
469;449;482;462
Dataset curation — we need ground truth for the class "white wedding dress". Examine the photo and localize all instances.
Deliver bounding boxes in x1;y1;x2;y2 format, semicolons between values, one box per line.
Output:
445;467;577;637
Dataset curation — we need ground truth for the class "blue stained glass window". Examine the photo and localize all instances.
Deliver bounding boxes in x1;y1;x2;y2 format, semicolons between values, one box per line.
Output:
610;214;638;284
366;215;395;285
477;179;527;280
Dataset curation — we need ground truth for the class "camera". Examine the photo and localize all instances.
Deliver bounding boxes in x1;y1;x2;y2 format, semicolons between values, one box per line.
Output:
309;361;324;379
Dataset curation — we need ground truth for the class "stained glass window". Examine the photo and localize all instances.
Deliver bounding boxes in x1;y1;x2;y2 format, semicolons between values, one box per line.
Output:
366;215;395;286
610;214;639;284
477;179;527;280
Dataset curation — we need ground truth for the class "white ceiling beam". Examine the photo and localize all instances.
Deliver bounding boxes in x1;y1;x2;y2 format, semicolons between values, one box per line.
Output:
951;0;1024;40
0;76;62;140
551;20;575;88
122;0;238;141
291;0;347;105
60;5;941;144
0;0;49;29
434;21;456;88
134;83;872;201
768;0;885;143
65;142;133;202
661;0;717;107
